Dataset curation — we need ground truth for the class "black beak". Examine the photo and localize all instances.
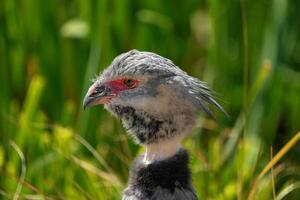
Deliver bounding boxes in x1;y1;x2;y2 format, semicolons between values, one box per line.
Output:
83;84;110;110
83;96;96;110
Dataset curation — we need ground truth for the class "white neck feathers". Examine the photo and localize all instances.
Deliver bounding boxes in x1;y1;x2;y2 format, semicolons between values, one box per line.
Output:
143;135;182;164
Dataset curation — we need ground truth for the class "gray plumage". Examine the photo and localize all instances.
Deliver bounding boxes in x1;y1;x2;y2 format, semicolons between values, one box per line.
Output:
122;148;197;200
98;50;226;119
84;49;227;200
93;50;226;144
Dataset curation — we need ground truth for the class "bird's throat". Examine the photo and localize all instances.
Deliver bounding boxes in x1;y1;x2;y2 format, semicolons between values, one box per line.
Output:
143;135;182;164
108;104;191;163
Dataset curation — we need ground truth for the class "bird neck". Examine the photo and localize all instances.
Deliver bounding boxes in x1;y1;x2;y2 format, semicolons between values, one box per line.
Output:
143;135;182;164
123;148;198;199
107;104;195;144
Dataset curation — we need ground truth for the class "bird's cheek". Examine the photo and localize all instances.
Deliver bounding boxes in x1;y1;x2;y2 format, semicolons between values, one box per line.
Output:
106;84;127;95
97;96;114;105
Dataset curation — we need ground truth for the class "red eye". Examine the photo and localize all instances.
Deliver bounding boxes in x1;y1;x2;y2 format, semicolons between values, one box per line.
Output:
123;78;136;88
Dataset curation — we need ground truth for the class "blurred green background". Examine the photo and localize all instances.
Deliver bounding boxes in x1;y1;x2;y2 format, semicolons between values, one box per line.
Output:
1;0;300;199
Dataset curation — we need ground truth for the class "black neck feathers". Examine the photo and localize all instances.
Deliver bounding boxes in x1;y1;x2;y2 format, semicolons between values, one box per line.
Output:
122;148;198;200
110;105;176;144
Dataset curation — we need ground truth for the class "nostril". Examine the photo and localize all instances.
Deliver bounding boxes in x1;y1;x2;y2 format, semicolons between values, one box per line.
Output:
92;85;105;96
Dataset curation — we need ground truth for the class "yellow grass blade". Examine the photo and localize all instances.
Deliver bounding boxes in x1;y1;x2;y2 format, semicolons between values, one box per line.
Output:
10;141;26;200
247;131;300;200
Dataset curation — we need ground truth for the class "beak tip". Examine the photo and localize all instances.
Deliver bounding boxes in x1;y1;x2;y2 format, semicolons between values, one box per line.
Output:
83;96;91;111
83;83;109;110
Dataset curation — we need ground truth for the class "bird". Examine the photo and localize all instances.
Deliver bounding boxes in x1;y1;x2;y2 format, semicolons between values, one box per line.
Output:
83;50;226;200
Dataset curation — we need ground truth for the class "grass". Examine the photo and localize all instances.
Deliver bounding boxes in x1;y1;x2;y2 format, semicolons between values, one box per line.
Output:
1;0;300;199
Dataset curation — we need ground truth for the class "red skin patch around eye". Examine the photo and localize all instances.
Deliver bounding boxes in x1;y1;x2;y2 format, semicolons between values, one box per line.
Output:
105;78;139;95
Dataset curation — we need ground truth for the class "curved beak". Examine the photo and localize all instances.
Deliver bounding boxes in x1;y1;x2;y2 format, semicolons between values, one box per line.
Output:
83;96;98;110
83;82;112;110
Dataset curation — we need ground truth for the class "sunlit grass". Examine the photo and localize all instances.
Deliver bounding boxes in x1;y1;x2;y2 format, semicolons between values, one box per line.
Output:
1;0;300;199
248;131;300;200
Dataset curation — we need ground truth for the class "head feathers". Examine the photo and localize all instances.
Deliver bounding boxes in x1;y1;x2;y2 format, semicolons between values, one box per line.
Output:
99;49;227;119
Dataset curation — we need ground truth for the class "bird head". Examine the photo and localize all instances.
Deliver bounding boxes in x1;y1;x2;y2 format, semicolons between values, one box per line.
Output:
83;50;226;145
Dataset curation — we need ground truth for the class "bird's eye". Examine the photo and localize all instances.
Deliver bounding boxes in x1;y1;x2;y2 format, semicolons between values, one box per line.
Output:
123;78;136;88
